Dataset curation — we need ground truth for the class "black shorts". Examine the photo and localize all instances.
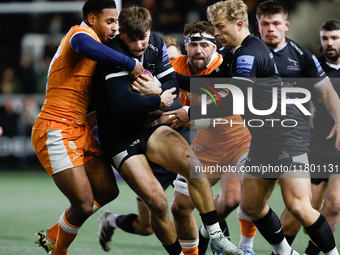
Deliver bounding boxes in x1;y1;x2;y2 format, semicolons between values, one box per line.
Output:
100;125;163;170
244;146;309;180
309;147;340;184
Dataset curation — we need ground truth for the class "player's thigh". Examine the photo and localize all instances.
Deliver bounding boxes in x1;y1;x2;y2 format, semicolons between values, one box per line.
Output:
220;172;241;201
323;174;340;209
146;125;190;173
280;176;312;207
53;164;94;206
120;154;167;207
84;155;118;203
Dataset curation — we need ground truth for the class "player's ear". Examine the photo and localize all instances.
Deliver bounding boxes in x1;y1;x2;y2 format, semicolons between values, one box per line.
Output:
256;22;259;32
236;20;244;31
184;44;188;52
212;45;217;53
87;13;96;26
285;21;290;31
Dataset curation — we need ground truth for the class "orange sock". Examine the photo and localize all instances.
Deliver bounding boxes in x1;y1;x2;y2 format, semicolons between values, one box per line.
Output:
182;247;199;255
179;238;199;255
239;218;257;238
47;223;59;243
48;201;101;245
53;211;81;255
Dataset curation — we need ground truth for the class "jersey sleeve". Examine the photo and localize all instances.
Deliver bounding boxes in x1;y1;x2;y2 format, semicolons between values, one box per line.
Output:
105;66;160;113
69;27;136;71
152;36;179;95
303;51;328;87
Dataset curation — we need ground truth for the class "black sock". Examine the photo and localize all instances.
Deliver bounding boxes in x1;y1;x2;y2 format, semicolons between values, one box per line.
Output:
198;226;209;255
220;220;230;239
305;215;335;253
253;208;284;245
304;240;321;255
115;214;138;234
200;210;219;226
284;235;296;246
163;239;182;255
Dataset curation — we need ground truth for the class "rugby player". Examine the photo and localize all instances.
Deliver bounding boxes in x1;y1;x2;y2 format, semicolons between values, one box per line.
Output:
95;37;182;250
164;1;340;254
31;0;144;254
235;1;340;254
269;17;340;255
167;21;252;255
93;6;242;255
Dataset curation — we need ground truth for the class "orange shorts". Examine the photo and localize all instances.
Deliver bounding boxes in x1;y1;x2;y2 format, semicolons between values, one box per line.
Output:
31;118;102;176
192;132;251;178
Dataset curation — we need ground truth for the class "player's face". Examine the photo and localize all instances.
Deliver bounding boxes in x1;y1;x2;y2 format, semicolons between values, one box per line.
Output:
320;29;340;63
120;30;151;57
185;41;216;73
257;13;289;49
167;45;181;60
212;14;240;49
92;8;118;44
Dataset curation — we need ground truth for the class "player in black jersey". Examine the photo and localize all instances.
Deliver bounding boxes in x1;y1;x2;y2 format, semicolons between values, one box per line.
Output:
265;16;340;255
255;2;340;255
93;6;242;255
165;1;340;255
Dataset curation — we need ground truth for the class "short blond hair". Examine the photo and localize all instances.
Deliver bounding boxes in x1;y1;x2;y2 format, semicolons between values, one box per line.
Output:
207;0;249;28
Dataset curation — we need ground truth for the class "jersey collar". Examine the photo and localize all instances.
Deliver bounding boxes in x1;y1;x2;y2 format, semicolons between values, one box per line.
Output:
272;42;287;53
326;61;340;70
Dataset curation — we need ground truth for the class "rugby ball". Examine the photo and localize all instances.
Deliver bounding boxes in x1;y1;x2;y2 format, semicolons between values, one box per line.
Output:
140;69;153;81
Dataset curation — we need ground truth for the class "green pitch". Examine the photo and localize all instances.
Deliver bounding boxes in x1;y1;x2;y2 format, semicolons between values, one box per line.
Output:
0;170;338;255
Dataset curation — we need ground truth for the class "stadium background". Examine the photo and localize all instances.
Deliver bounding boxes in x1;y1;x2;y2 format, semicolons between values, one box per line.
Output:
0;0;339;254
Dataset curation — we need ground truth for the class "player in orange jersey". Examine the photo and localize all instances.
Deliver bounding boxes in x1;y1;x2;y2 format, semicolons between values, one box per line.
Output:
31;0;143;254
167;21;252;255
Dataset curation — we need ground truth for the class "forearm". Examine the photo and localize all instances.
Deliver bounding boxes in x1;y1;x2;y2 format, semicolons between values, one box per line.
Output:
71;33;136;71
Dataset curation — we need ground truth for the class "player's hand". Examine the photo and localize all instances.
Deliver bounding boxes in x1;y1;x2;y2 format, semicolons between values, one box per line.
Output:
163;108;190;129
326;122;340;151
129;60;143;79
143;110;163;128
131;76;162;96
160;87;177;110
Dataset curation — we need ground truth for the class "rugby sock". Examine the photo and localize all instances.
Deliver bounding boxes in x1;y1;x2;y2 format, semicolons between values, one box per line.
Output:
200;210;223;239
284;235;296;245
54;211;80;255
304;240;321;255
163;239;184;255
305;215;337;254
253;208;291;255
47;223;59;243
112;213;138;234
220;220;230;239
179;238;199;255
237;207;257;249
47;201;101;243
198;226;210;255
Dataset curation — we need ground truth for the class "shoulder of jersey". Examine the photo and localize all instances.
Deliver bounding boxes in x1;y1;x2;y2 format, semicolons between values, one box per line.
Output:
71;25;98;39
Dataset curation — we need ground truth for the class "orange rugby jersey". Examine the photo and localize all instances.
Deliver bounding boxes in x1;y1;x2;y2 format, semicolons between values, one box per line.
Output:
38;24;100;126
171;53;251;142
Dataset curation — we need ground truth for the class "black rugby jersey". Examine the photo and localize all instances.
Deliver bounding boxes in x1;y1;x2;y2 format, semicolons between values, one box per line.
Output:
94;32;180;136
190;34;308;150
310;56;340;150
271;38;329;145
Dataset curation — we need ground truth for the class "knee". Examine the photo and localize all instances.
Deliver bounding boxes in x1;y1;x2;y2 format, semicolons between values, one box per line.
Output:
323;197;340;217
171;198;193;219
71;202;94;222
216;198;240;219
146;196;169;219
286;201;307;221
